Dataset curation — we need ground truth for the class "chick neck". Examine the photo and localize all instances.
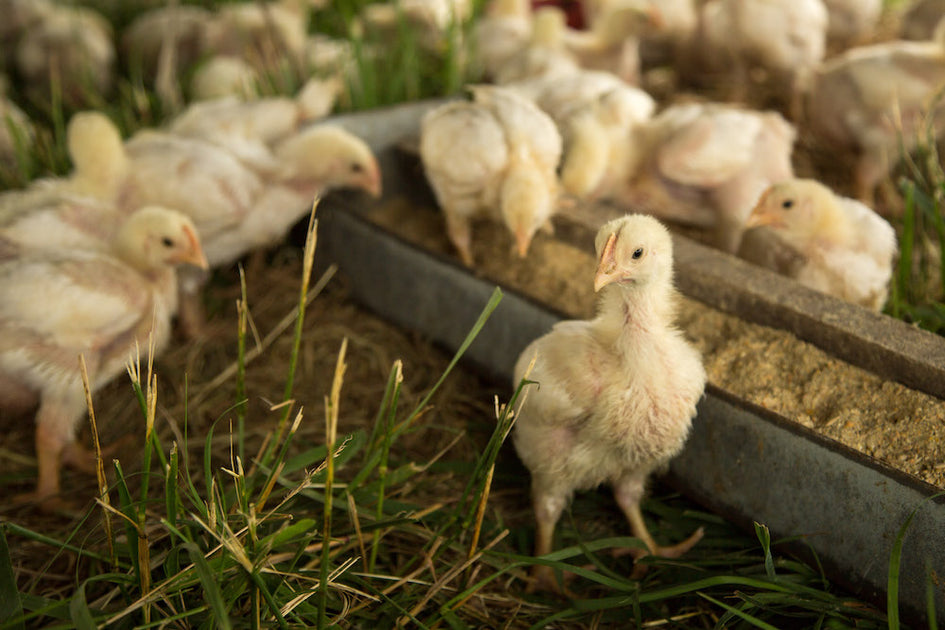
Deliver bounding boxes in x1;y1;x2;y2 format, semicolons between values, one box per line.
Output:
594;272;676;348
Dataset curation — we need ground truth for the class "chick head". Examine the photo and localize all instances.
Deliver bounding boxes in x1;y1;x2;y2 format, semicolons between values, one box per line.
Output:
116;206;209;272
274;125;382;198
747;178;850;245
593;213;673;292
500;154;558;258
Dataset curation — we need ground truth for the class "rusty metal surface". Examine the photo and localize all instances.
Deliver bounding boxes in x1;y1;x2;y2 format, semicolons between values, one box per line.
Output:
326;100;945;402
315;204;945;621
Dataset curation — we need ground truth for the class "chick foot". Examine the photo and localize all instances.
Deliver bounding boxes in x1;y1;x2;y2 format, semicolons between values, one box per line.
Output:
526;564;577;597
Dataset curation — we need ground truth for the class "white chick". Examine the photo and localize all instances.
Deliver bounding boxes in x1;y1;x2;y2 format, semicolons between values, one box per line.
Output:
822;0;883;48
493;6;581;84
513;214;706;593
739;178;897;311
0;206;208;510
515;70;656;199
121;5;214;82
693;0;828;113
197;123;382;269
900;0;945;42
359;0;472;51
806;22;945;204
563;0;656;84
200;0;310;80
611;101;797;253
169;76;343;172
420;85;562;266
15;4;115;108
189;55;260;102
474;0;532;81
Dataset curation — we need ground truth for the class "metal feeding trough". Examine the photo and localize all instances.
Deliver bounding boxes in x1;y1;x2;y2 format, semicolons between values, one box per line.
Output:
314;101;945;621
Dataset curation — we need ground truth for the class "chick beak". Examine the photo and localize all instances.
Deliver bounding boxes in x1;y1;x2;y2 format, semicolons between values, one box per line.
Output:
746;206;783;229
514;226;533;258
593;232;619;292
365;162;383;198
176;225;210;270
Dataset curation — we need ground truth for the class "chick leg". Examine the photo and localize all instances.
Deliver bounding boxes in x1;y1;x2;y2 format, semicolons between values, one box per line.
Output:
528;482;570;594
613;474;704;567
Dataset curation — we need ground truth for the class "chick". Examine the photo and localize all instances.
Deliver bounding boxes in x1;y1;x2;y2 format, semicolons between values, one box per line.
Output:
612;101;796;253
563;0;656;84
0;206;208;510
691;0;828;114
0;191;124;255
739;178;897;311
121;5;213;83
514;70;656;199
419;85;562;265
806;22;945;204
14;4;115;108
513;214;706;593
200;0;310;78
493;6;581;84
474;0;532;81
359;0;472;52
169;76;343;172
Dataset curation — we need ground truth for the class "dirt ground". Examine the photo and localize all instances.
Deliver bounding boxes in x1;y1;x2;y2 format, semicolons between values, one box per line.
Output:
367;196;945;490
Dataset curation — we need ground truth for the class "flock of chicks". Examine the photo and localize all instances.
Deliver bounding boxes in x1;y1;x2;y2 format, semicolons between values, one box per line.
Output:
418;0;945;591
421;0;945;313
1;0;944;596
0;0;385;511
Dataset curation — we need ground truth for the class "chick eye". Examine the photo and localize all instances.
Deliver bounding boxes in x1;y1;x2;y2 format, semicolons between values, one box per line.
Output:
782;199;794;209
350;162;364;173
632;247;644;259
161;237;175;248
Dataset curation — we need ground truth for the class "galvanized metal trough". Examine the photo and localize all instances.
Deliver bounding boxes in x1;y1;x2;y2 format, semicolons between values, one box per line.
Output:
315;101;945;621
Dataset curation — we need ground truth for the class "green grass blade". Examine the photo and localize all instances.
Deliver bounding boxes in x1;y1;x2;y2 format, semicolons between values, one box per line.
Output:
67;583;98;630
0;525;24;629
698;592;779;630
183;542;233;630
754;522;776;579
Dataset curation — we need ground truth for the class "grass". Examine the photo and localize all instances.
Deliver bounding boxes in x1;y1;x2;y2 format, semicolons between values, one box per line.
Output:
886;108;945;334
0;1;942;627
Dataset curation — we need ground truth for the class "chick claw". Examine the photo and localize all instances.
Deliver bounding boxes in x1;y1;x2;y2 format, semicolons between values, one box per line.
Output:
526;564;577;598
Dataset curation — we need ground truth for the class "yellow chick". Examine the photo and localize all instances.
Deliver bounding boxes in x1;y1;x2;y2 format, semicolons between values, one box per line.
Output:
740;178;897;311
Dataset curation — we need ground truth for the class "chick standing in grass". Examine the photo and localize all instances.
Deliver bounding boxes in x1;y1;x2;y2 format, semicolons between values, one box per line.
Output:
738;178;897;311
513;214;705;593
0;206;208;511
420;84;562;266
